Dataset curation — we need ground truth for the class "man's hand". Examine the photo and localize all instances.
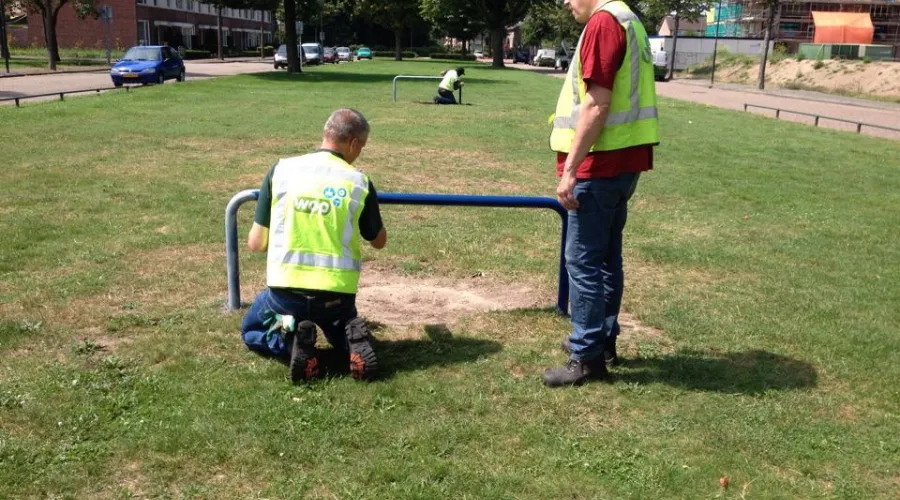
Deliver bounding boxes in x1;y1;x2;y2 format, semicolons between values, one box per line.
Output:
556;171;579;211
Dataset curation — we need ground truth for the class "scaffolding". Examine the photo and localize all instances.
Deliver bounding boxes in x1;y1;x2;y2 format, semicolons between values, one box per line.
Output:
705;0;900;57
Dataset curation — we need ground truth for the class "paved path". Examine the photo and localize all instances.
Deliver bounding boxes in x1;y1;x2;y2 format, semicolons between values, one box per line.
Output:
0;59;275;106
508;62;900;140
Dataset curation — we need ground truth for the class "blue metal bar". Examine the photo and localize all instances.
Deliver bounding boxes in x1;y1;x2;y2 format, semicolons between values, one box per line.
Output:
225;191;569;314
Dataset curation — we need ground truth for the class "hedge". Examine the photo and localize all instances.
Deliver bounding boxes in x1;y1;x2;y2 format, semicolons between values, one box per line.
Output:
372;50;418;58
183;50;211;60
430;53;477;61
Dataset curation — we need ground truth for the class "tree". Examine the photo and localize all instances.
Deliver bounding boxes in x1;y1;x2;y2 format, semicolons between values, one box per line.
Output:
641;0;708;79
353;0;420;60
757;0;779;89
420;0;484;53
432;0;542;67
22;0;95;70
521;2;579;48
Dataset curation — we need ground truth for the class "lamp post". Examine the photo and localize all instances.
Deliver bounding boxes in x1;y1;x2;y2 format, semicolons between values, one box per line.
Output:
709;0;724;87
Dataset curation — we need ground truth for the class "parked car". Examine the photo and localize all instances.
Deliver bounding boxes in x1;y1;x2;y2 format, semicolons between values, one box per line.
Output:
533;48;556;67
652;48;669;81
512;49;529;64
356;47;372;60
322;47;338;64
474;50;484;58
274;44;306;69
301;43;323;65
336;46;352;62
110;45;184;87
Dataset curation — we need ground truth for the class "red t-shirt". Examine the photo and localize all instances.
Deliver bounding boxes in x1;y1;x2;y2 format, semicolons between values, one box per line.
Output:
557;11;654;179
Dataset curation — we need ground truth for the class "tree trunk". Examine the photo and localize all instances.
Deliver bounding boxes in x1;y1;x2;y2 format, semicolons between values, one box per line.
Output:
42;12;59;71
461;39;467;55
394;29;402;61
284;0;300;73
260;17;265;59
757;1;777;89
490;27;504;68
216;7;224;60
0;0;10;72
668;16;679;80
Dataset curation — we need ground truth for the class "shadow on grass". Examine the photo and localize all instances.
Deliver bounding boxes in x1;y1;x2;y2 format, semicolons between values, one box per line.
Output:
250;321;502;381
616;349;817;394
244;70;508;86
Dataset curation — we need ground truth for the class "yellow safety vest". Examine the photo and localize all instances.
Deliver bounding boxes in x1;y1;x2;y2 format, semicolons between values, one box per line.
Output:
267;151;369;294
549;1;660;152
439;70;458;91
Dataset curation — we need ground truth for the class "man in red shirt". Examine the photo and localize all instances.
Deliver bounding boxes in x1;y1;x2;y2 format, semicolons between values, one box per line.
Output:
543;0;658;387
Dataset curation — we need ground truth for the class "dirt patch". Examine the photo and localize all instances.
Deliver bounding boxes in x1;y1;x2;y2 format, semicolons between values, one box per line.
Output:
356;265;547;326
705;59;900;98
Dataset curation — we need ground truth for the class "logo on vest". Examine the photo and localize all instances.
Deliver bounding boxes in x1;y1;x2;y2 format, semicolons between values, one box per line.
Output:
294;197;332;215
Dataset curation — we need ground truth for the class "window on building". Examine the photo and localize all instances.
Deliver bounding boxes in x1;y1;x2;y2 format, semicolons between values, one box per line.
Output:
136;0;146;4
138;20;150;45
186;1;194;11
175;0;183;9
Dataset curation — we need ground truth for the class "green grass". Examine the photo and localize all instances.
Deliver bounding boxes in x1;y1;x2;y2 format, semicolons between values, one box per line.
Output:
2;60;899;499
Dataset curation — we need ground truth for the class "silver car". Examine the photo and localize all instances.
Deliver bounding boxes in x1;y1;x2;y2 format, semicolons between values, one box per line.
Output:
336;47;352;62
274;44;305;69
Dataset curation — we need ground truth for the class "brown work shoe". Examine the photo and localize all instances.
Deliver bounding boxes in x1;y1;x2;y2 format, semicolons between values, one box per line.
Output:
290;321;319;383
542;358;609;387
346;318;379;381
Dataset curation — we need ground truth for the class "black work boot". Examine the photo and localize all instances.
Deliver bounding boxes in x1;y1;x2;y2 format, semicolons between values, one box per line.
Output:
346;318;379;381
542;358;609;387
290;321;320;383
561;338;620;366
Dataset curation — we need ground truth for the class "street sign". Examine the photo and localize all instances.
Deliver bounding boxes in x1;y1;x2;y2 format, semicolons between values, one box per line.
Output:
295;21;303;35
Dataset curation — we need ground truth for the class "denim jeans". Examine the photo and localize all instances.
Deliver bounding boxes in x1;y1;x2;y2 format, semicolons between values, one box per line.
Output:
241;288;357;359
435;88;457;105
565;173;640;361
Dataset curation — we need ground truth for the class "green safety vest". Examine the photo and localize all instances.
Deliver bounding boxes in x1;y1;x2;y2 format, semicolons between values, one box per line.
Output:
439;70;459;91
267;151;369;294
549;1;660;153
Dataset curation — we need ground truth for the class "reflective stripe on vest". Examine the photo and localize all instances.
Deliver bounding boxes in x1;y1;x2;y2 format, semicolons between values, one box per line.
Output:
549;1;660;152
266;152;369;293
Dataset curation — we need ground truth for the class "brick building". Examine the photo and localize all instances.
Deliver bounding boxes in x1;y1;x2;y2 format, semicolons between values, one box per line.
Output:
28;0;275;52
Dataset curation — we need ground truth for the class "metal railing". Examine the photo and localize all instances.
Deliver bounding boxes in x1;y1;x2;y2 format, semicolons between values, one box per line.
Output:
1;86;135;107
225;190;569;314
743;103;900;135
392;75;463;103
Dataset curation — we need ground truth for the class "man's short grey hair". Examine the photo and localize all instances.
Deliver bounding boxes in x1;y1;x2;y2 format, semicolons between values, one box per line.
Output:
323;108;370;143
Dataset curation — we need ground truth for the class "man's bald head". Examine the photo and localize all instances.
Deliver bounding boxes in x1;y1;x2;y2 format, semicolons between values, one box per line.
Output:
321;108;369;164
323;108;369;144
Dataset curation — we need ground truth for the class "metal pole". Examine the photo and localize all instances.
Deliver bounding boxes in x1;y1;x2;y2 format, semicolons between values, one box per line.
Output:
709;0;724;87
224;190;570;314
225;189;259;310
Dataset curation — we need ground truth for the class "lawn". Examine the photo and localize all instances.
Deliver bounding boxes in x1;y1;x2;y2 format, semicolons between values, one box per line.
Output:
1;60;898;499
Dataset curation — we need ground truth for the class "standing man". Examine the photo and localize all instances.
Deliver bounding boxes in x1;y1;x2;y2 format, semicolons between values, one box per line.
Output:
241;109;387;383
433;67;464;104
543;0;659;387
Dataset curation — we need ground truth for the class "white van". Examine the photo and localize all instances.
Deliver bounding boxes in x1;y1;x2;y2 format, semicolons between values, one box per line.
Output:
301;43;323;65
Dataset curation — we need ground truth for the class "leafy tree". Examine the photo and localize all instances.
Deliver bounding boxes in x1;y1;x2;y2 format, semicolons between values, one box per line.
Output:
21;0;95;69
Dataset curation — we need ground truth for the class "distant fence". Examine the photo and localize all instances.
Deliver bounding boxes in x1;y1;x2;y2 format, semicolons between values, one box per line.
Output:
0;86;138;107
743;103;900;135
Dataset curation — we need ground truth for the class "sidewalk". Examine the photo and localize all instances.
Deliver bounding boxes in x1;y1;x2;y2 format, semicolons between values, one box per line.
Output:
508;62;900;140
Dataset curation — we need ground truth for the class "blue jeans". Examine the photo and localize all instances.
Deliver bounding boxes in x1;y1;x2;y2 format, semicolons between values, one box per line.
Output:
241;288;357;359
435;88;457;104
565;173;640;361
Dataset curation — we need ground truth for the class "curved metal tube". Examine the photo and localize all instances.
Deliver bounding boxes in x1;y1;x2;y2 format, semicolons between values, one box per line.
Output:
225;191;568;314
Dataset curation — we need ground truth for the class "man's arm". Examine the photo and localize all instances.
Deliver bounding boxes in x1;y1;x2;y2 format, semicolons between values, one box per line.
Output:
248;223;269;252
248;163;276;252
556;84;612;210
369;227;387;249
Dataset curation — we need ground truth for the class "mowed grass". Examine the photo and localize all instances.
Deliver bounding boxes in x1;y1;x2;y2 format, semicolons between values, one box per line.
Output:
1;60;899;499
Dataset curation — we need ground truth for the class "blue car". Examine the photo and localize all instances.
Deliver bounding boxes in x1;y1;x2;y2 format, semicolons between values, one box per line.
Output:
110;45;185;87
